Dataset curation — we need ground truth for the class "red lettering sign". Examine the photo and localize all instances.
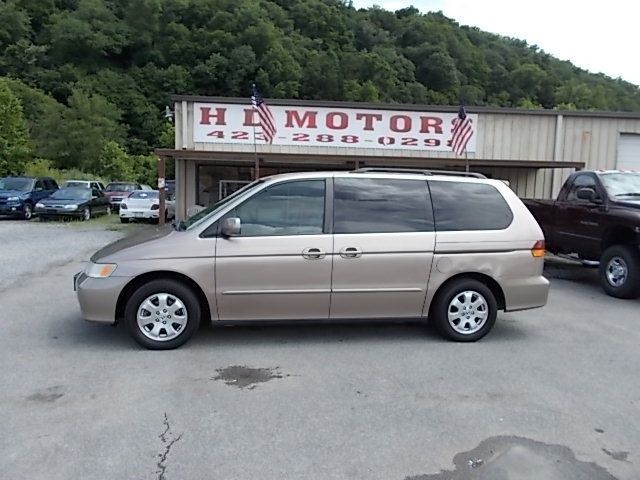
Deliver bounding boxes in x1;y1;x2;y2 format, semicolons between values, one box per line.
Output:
326;112;348;130
285;110;318;129
419;116;443;134
356;113;383;131
200;107;227;125
390;115;412;133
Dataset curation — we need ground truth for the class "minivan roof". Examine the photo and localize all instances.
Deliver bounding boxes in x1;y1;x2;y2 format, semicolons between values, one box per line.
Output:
259;169;491;184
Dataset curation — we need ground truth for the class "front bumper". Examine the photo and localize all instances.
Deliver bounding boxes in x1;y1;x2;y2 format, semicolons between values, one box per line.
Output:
36;208;83;217
75;272;131;324
0;203;24;215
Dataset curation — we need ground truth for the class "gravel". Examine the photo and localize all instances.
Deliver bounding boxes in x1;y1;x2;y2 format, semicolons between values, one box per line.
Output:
0;219;124;292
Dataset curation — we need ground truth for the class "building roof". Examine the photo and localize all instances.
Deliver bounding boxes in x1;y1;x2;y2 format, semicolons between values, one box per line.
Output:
171;94;640;120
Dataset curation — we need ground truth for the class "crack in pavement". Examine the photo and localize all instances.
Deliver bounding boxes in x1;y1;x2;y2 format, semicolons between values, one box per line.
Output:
155;413;183;480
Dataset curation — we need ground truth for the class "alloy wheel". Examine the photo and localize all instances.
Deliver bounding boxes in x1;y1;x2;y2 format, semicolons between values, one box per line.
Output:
606;257;628;287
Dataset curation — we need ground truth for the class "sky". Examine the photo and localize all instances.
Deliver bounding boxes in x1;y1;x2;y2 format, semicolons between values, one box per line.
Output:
351;0;640;86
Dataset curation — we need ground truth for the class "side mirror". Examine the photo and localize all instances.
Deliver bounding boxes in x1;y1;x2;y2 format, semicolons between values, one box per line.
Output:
221;217;241;237
576;188;599;203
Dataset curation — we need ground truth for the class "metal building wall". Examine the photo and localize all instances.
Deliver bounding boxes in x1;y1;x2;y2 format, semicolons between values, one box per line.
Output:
172;99;640;218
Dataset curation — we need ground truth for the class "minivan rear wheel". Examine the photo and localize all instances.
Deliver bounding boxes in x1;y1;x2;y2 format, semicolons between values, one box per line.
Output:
430;279;497;342
124;279;201;349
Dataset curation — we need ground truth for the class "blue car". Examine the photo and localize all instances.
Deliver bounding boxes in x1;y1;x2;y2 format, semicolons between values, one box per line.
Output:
0;176;59;220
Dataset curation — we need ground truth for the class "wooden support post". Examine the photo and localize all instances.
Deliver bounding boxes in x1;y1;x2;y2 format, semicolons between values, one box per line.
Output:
158;156;166;227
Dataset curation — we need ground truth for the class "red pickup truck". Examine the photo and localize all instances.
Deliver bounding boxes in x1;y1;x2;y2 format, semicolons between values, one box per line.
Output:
524;170;640;298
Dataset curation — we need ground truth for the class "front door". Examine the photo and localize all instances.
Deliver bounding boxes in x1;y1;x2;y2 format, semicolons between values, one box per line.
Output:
330;177;435;319
554;173;606;258
215;179;332;321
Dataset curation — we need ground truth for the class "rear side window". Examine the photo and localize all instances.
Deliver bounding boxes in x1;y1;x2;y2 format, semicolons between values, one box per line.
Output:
429;181;513;231
333;178;434;233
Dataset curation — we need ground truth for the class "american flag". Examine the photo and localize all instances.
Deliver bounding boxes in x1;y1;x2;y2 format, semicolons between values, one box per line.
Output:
450;105;474;156
251;84;277;144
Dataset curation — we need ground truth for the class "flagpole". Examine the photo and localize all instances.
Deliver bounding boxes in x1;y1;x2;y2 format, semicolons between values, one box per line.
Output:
465;151;469;173
252;122;260;180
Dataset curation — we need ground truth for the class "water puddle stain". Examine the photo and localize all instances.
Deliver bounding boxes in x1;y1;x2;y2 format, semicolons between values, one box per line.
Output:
212;366;289;390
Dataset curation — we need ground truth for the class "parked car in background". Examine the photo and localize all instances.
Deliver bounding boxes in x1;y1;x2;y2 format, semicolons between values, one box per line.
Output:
103;182;141;210
64;180;105;192
36;187;111;221
0;176;58;220
119;190;175;223
165;180;175;197
140;184;154;190
76;168;549;349
524;170;640;298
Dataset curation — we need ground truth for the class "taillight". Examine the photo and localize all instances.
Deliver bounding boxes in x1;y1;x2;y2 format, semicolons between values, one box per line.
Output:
531;240;545;257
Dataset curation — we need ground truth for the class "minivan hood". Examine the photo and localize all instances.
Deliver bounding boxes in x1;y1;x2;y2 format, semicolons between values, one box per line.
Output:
91;226;175;262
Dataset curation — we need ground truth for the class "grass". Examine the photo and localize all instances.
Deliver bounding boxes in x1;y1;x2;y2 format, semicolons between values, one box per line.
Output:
36;210;158;233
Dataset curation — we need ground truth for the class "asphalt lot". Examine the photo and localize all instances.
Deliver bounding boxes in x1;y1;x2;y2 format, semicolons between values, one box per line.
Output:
1;219;639;480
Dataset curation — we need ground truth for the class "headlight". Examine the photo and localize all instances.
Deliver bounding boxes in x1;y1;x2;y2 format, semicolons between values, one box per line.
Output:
150;204;159;210
64;204;78;210
85;262;117;278
120;203;128;210
7;196;19;201
36;203;45;208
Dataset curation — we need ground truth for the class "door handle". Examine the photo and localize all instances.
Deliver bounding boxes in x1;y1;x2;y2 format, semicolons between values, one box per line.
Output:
339;246;362;258
302;247;325;260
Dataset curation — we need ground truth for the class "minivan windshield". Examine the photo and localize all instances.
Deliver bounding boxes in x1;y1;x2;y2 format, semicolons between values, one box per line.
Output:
599;172;640;197
0;177;33;192
182;180;263;230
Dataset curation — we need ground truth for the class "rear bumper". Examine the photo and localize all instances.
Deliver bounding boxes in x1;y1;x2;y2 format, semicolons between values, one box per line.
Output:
502;275;550;312
120;210;159;219
75;272;131;324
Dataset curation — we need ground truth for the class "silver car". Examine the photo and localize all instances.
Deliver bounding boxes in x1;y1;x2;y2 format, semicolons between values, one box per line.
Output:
75;169;549;349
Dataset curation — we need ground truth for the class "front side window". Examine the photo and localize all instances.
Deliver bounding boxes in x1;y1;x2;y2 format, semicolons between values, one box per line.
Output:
567;174;599;201
333;178;434;234
230;180;325;237
430;181;513;231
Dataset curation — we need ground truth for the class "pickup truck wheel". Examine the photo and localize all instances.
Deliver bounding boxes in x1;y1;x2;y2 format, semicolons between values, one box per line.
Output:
124;279;201;350
430;279;498;342
600;245;640;299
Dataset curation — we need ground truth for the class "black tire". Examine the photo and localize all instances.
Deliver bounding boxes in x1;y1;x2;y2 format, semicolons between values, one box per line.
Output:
23;203;33;220
599;245;640;299
124;279;201;350
120;217;129;224
430;278;498;342
81;207;91;221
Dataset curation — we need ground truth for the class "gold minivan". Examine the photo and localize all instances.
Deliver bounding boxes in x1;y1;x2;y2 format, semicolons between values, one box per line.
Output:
75;169;549;349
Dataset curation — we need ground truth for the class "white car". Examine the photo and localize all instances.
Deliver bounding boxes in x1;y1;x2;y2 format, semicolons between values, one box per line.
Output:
64;180;105;192
119;190;175;223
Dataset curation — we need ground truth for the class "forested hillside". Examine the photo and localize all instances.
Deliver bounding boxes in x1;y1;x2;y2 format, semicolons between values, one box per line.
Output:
2;0;640;178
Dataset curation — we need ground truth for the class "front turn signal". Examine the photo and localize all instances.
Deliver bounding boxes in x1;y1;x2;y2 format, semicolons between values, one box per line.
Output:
531;240;546;258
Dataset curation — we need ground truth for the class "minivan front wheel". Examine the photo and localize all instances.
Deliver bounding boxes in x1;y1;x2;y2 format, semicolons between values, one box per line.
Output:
124;279;201;349
431;279;497;342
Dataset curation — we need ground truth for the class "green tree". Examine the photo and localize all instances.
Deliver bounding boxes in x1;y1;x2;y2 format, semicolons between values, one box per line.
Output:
97;140;132;180
0;79;32;175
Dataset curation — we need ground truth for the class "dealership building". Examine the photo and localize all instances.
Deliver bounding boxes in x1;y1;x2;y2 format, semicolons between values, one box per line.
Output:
156;95;640;220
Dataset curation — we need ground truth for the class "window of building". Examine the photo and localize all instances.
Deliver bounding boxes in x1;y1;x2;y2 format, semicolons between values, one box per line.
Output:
429;181;513;231
333;178;434;234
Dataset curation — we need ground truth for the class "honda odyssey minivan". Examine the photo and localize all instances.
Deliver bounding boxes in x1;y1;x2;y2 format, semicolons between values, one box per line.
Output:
75;169;549;349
